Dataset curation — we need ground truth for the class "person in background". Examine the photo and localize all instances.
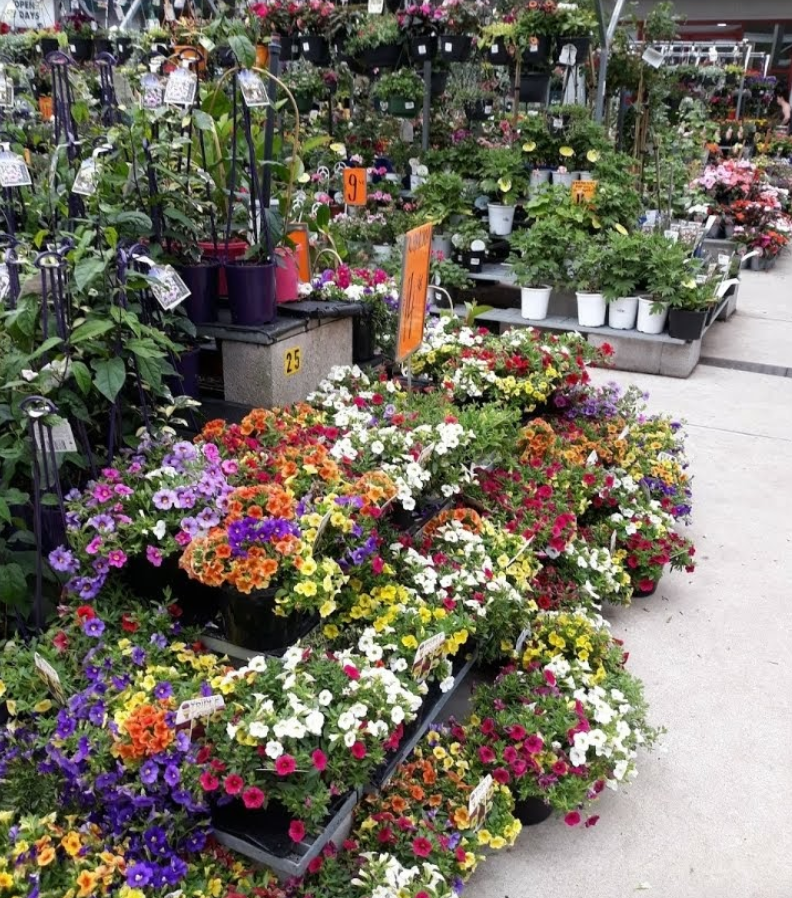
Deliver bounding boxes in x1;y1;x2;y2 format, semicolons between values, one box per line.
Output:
773;83;791;135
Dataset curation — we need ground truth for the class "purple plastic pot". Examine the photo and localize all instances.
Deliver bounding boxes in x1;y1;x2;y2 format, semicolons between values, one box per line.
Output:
226;262;277;326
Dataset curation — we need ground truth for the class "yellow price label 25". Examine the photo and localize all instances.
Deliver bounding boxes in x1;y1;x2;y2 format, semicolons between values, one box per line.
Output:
284;347;302;376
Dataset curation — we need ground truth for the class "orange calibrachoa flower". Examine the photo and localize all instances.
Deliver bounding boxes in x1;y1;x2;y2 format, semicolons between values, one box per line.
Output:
423;507;483;538
36;845;56;866
115;704;174;760
76;870;99;897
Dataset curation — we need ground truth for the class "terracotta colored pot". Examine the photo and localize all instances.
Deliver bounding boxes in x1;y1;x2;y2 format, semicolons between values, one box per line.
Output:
256;43;269;69
38;96;53;119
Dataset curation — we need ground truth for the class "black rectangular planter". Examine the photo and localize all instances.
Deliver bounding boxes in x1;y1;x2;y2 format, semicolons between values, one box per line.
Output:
667;308;707;341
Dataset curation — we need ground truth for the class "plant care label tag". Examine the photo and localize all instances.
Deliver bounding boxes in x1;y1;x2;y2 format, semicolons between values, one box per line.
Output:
368;0;384;12
663;229;679;242
164;67;197;108
404;100;415;110
417;443;434;465
617;425;630;441
175;694;225;725
514;625;532;655
468;774;495;831
586;450;598;466
239;68;268;108
0;77;13;109
312;509;333;550
72;158;99;196
469;257;480;266
444;41;453;52
35;652;66;704
417;42;427;55
113;70;135;108
0;150;31;188
717;253;730;269
149;264;191;310
141;73;165;109
0;263;9;303
34;418;78;455
411;632;446;683
610;529;617;553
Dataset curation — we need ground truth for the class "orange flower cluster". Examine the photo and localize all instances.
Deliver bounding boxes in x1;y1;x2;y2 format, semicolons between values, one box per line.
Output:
116;704;174;760
225;484;298;523
346;471;398;514
423;507;483;539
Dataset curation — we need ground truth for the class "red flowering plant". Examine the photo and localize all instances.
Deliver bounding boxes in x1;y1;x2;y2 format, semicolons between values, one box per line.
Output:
187;647;423;832
295;0;337;34
437;0;489;34
465;657;658;826
354;724;520;880
397;3;445;36
249;0;304;36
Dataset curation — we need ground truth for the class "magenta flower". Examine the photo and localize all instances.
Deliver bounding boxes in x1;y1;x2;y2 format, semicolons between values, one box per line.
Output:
85;536;103;555
146;546;163;567
107;549;128;569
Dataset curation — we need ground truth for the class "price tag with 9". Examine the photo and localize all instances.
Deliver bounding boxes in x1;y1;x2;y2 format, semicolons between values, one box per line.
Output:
343;167;367;206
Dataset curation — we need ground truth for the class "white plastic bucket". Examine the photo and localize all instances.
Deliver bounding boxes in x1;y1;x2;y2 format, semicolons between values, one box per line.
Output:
487;203;516;236
576;291;606;327
608;296;638;329
636;297;668;334
520;285;552;320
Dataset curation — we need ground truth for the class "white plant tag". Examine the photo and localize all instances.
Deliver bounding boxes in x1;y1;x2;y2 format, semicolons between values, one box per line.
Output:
411;632;446;683
0;151;31;188
467;775;495;831
164;67;197;108
239;69;269;108
515;625;532;654
149;264;191;310
72;159;99;196
35;652;65;703
175;694;225;725
368;0;384;12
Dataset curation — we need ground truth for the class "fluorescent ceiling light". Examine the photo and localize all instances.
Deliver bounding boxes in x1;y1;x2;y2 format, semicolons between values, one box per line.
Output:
717;22;728;26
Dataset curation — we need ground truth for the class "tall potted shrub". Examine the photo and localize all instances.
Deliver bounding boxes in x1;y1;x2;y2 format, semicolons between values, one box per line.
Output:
639;234;690;335
599;231;644;330
508;218;566;320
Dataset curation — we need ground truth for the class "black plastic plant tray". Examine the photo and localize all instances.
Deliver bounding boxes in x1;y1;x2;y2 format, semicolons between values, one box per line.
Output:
201;613;319;665
212;788;359;877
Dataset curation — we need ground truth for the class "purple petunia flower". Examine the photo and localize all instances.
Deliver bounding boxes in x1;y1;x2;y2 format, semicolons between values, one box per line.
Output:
182;830;207;853
146;546;163;568
126;862;153;887
153;681;172;700
140;760;159;786
48;546;79;574
93;484;114;503
88;703;106;727
179;517;199;537
131;647;146;666
144;825;167;851
196;508;220;530
164;764;181;787
173;441;197;461
152;489;178;511
88;513;115;533
82;618;105;638
55;710;76;739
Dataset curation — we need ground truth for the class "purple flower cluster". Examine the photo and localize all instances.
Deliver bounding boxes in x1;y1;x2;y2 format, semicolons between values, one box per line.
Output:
227;516;302;558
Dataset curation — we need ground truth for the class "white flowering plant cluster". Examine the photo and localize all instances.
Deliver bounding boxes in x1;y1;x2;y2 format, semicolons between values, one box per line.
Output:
192;647;424;827
351;852;455;898
554;538;634;607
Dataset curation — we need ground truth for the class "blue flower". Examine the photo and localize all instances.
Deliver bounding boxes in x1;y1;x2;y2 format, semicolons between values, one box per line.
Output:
140;760;159;785
126;862;153;887
82;618;105;638
164;764;181;787
153;681;172;700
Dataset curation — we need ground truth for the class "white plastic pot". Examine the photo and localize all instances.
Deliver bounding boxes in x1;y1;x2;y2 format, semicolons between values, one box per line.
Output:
530;168;552;187
431;234;452;258
487;203;516;236
372;244;393;263
552;171;574;188
608;296;638;330
576;291;606;327
636;296;668;334
520;285;552;320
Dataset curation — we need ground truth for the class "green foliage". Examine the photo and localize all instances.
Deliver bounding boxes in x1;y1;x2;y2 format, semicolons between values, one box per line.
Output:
415;172;471;228
372;69;424;103
508;219;568;288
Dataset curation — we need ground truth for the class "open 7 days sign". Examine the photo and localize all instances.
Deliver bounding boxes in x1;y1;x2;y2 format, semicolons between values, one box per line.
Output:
395;222;433;364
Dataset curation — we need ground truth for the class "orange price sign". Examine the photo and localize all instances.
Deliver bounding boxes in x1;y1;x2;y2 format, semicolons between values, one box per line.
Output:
343;167;368;206
571;179;598;205
395;222;433;363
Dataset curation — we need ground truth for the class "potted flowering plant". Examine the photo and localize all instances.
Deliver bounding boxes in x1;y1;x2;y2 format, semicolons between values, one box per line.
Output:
398;3;444;62
62;11;95;62
451;219;489;273
249;0;302;60
467;659;658;826
345;14;403;71
556;3;598;60
479;147;528;236
436;0;484;62
372;69;425;117
296;0;337;64
190;647;423;833
514;1;560;67
281;59;325;113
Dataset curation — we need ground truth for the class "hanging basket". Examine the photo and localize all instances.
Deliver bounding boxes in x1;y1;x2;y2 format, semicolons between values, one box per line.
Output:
487;39;512;66
521;35;551;67
219;584;307;653
556;35;592;60
410;35;437;63
519;73;551;103
438;34;473;61
464;99;494;121
357;42;403;71
374;95;420;117
293;92;315;114
69;37;93;62
299;34;330;65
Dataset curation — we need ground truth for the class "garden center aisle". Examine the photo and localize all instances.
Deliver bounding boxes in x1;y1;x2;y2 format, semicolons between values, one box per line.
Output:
469;271;792;897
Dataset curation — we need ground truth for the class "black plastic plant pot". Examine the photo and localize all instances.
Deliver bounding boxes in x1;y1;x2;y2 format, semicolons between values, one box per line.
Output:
488;39;512;66
299;34;330;65
214;45;237;68
465;99;493;121
410;35;437;63
513;797;553;826
359;42;403;70
521;35;551;67
353;310;376;363
124;555;220;626
427;70;448;97
94;38;112;56
375;95;420;117
294;92;315;114
556;35;592;60
220;584;306;653
226;262;277;326
169;346;201;400
438;34;472;61
177;260;220;324
667;308;707;341
519;73;551;104
116;37;133;62
279;36;295;62
40;37;59;56
460;250;484;273
70;37;93;62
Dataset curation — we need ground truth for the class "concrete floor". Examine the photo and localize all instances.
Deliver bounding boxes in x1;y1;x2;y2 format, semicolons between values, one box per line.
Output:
468;258;792;897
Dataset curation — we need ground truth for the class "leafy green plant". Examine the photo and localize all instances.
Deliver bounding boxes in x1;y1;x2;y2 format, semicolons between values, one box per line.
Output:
281;59;325;97
643;233;691;307
508;218;567;288
480;147;528;206
446;62;496;105
597;231;646;300
557;3;598;37
344;14;402;55
451;218;489;252
372;68;424;103
414;171;471;229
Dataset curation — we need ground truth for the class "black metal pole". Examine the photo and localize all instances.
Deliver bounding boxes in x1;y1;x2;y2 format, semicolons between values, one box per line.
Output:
260;36;281;245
